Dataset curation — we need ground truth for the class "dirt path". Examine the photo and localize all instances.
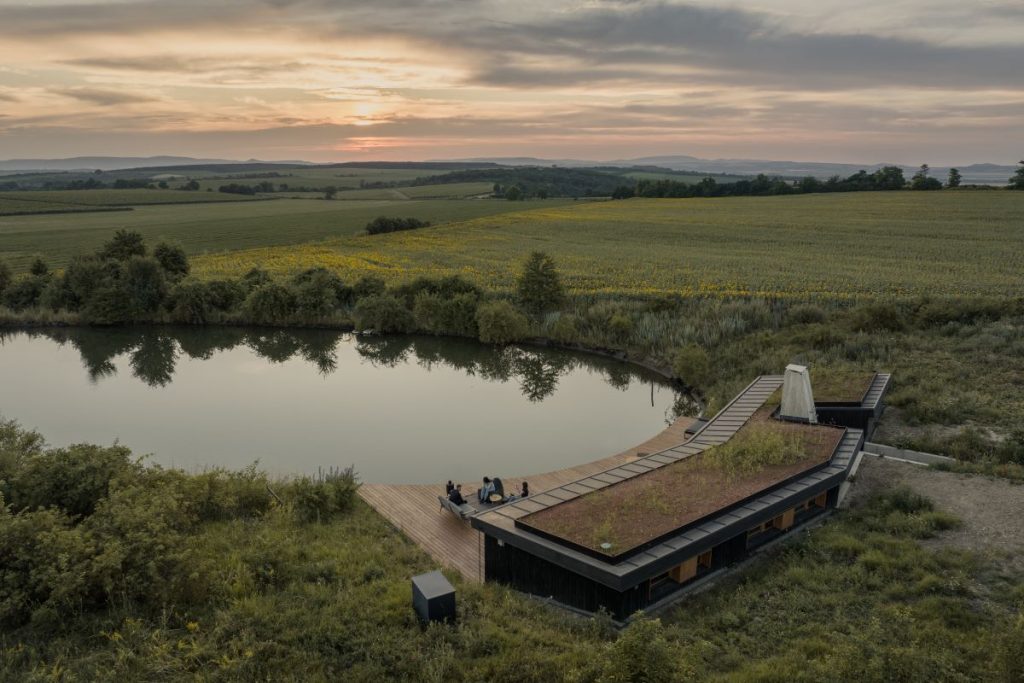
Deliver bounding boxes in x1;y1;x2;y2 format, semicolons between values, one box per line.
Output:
848;456;1024;568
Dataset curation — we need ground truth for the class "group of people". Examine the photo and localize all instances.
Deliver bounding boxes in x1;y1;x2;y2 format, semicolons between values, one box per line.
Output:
445;477;528;506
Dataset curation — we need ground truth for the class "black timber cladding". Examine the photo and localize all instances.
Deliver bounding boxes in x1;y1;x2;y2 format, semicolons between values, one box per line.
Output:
471;375;867;591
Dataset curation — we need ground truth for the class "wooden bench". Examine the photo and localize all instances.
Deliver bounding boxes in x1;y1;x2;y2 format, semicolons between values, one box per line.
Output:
438;495;474;519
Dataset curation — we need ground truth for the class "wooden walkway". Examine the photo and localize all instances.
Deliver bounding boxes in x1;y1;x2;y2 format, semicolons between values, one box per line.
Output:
358;414;696;581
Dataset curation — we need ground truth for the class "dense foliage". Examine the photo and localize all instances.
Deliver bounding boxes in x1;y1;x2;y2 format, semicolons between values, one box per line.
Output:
364;216;432;235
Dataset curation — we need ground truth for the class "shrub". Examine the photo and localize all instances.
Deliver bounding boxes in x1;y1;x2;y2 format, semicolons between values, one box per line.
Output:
292;269;345;317
516;251;564;314
413;291;480;336
241;267;273;291
64;255;112;309
597;616;682;683
6;443;140;518
353;295;415;333
673;344;712;388
28;256;49;277
353;275;386;300
365;216;431;235
288;467;359;523
167;281;213;324
38;275;77;312
476;300;529;344
786;303;827;325
393;275;481;308
244;283;297;324
608;313;633;341
549;313;579;344
849;303;906;332
206;279;247;311
2;273;49;311
81;285;134;324
152;242;190;281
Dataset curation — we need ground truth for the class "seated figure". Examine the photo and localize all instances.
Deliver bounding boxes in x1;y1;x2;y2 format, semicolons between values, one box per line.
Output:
478;476;495;503
449;484;467;506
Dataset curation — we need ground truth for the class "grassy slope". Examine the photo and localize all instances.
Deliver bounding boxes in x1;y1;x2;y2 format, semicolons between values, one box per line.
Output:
192;192;1024;299
0;198;571;273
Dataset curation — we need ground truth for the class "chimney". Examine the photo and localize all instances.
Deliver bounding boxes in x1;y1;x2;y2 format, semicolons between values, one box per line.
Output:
780;364;817;423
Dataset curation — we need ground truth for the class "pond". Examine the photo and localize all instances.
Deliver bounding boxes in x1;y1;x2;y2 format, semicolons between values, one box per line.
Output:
0;327;688;484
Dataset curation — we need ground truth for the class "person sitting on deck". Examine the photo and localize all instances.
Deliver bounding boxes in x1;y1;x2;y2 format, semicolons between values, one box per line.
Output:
448;484;467;506
478;477;495;503
507;481;529;502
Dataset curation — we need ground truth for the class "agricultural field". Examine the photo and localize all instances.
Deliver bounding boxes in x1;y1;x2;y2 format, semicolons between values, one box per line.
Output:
0;197;128;216
0;197;572;273
189;166;453;192
193;191;1024;300
0;189;260;208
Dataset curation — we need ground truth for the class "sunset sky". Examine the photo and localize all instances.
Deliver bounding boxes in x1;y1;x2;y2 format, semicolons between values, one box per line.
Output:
1;0;1022;164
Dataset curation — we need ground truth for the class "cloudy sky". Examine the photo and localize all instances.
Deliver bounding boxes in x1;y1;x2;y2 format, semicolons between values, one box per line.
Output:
1;0;1022;163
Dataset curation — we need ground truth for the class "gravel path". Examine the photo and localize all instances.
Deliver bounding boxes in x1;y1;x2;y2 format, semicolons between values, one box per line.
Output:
848;456;1024;568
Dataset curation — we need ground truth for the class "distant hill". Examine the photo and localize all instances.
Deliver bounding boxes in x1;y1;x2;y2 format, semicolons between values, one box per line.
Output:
437;155;1017;185
0;156;313;172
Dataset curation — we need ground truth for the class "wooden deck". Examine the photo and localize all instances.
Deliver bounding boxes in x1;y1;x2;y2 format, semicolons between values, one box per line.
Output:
358;414;697;581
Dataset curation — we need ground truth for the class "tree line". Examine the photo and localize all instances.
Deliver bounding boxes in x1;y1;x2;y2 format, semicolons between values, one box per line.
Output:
610;163;1022;200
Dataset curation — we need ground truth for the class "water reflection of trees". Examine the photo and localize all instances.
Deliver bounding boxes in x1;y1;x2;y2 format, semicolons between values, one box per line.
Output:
7;328;688;414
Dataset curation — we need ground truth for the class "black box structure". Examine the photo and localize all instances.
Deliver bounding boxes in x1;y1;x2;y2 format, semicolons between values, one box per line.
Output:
412;570;456;623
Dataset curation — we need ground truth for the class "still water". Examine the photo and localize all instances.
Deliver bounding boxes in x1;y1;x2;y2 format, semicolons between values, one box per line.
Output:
0;327;686;484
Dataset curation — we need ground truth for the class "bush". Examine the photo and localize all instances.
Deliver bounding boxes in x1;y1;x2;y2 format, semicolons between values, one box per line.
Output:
413;291;480;336
288;467;359;523
516;251;564;314
206;279;247;311
292;269;345;317
244;283;297;324
549;313;579;344
1;275;48;311
241;268;273;291
6;443;140;518
598;617;681;683
393;275;481;308
353;275;386;300
786;303;827;325
167;281;213;324
365;216;431;235
673;344;712;388
476;300;529;344
353;295;415;333
849;303;906;332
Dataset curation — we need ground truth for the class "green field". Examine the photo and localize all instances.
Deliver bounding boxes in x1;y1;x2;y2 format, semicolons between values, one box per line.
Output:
0;189;261;207
193;192;1024;299
190;166;451;192
0;198;130;216
0;197;572;272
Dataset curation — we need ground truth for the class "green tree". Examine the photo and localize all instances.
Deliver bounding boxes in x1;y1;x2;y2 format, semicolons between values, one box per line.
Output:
505;185;523;201
911;164;942;191
673;345;712;388
152;243;190;281
243;283;297;324
98;230;146;261
1010;160;1024;190
123;257;168;317
324;187;338;200
353;295;415;333
516;251;564;314
946;167;962;188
